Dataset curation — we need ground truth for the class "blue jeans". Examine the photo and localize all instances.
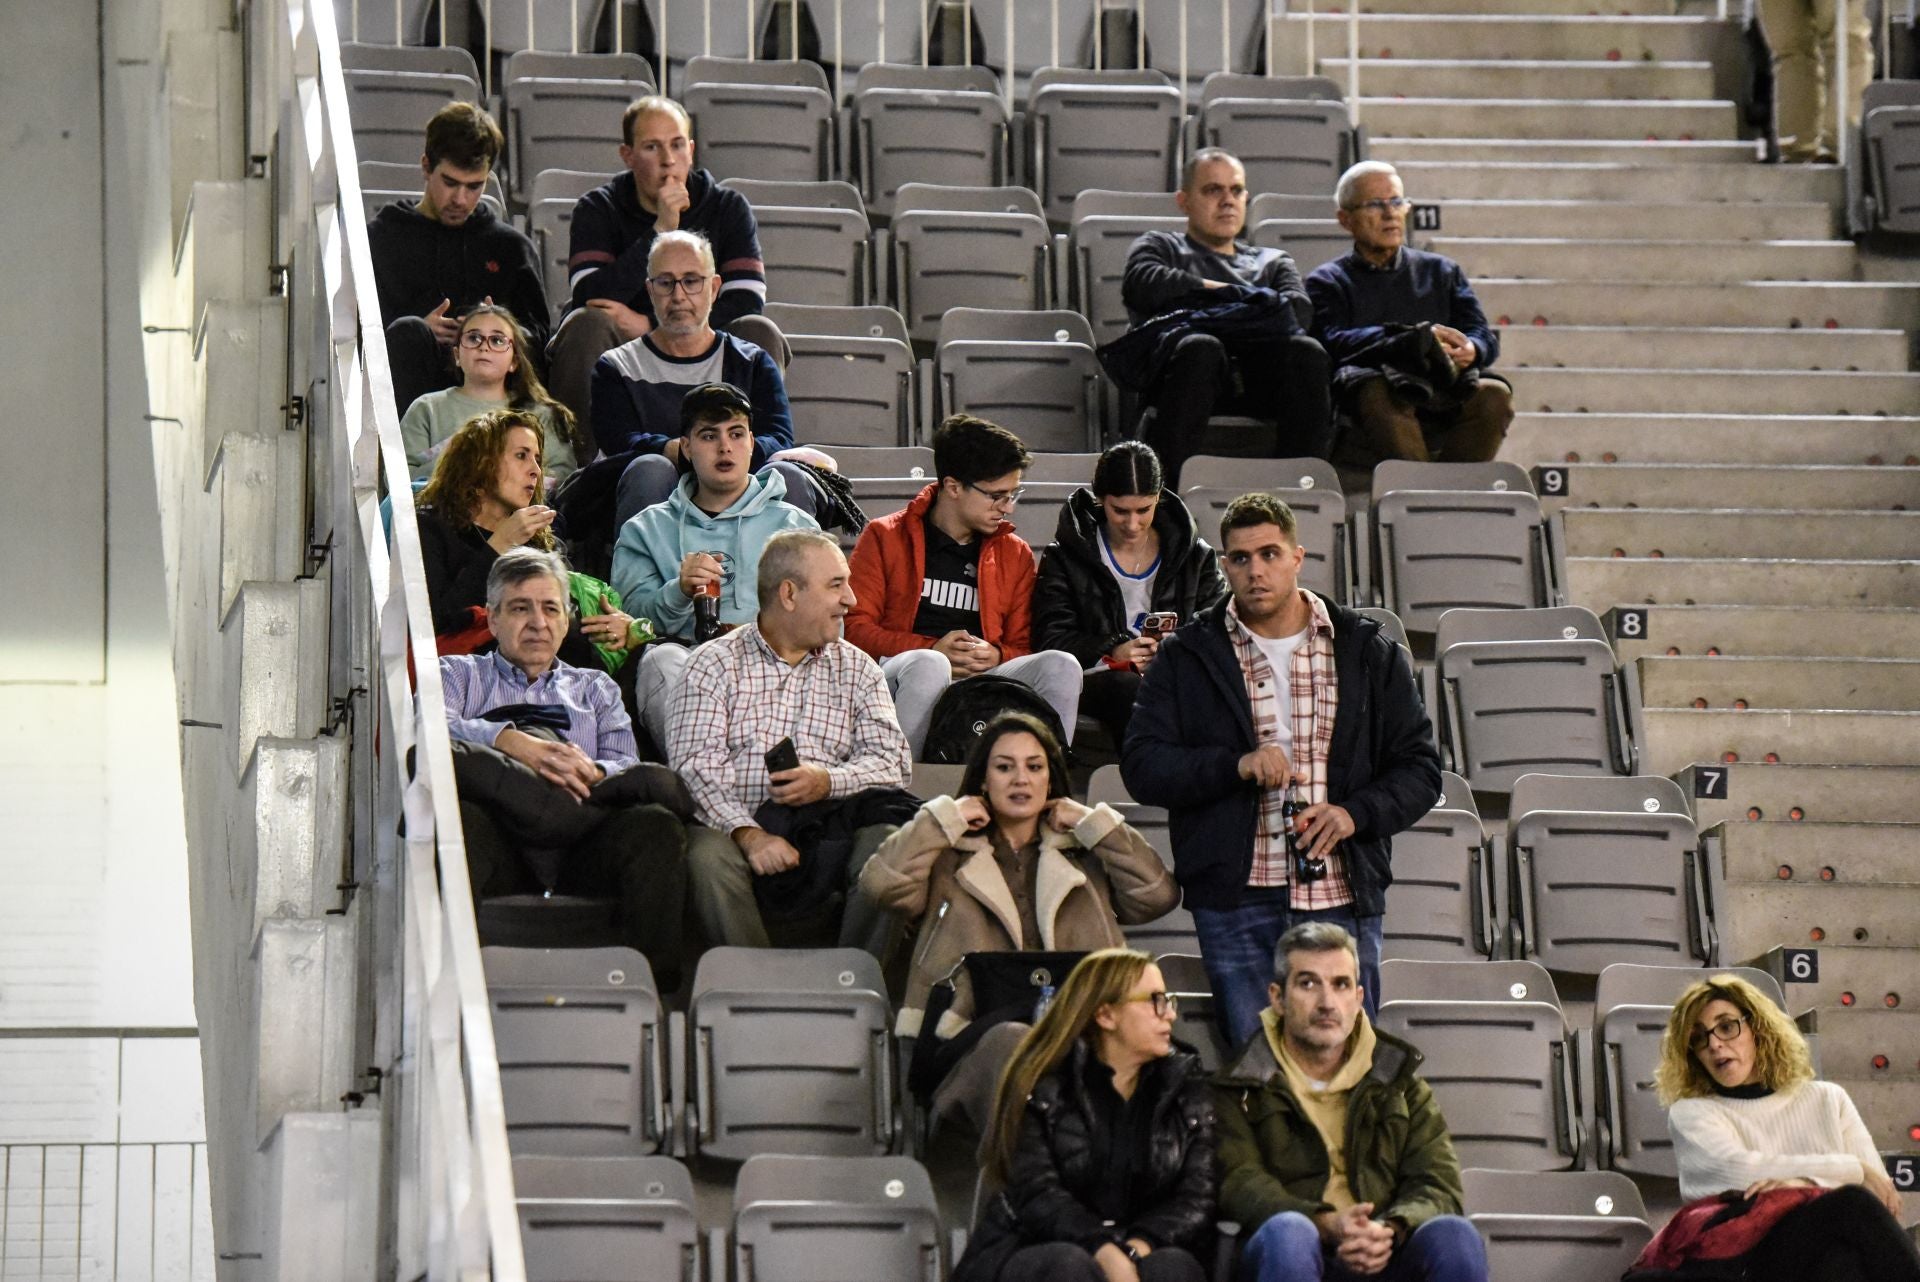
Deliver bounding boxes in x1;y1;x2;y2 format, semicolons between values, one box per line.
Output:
1243;1212;1488;1282
1189;889;1383;1048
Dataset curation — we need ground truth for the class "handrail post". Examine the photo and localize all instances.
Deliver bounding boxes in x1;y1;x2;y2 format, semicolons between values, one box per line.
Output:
1836;0;1850;166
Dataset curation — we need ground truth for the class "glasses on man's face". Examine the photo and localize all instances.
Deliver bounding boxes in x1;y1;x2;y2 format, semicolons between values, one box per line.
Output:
647;273;711;295
1351;196;1412;216
967;482;1025;508
1116;991;1178;1018
1687;1015;1748;1053
459;330;513;351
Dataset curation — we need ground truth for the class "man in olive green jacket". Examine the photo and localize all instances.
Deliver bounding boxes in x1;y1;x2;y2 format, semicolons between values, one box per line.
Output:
1212;922;1488;1281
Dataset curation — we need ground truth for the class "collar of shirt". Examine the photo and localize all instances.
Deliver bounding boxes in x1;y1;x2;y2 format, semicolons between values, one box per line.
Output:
1225;591;1335;644
486;647;558;691
1352;247;1406;274
742;621;824;671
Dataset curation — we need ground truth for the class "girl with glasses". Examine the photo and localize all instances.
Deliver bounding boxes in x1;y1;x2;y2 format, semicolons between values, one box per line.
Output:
401;303;578;482
1652;974;1918;1281
953;947;1215;1282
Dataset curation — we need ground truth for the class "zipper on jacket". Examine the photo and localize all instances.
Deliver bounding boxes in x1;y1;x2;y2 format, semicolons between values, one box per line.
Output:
913;899;951;972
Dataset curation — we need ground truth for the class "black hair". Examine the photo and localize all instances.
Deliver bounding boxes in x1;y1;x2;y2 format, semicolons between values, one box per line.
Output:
1091;441;1164;499
678;382;754;437
957;712;1071;805
932;414;1033;487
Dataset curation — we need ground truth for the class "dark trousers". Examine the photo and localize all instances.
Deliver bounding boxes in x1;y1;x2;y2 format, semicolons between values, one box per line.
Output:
1337;377;1513;470
461;798;688;981
1081;665;1144;748
1142;331;1334;486
385;316;458;419
998;1242;1207;1282
1745;1184;1920;1282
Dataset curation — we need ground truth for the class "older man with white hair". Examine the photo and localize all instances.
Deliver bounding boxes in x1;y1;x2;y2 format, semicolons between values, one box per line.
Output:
1306;161;1511;471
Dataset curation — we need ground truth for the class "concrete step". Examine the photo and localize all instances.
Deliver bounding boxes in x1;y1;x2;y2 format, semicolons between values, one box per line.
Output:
1609;605;1920;662
1441;237;1860;282
1709;820;1920;884
1759;943;1920;1015
1276;13;1733;63
1808;1012;1920;1078
1401;160;1842;202
254;913;358;1144
1639;707;1920;774
222;579;329;781
1513;368;1920;416
1719;883;1920;955
1504;413;1920;467
1425;198;1836;240
1533;464;1920;514
1499;325;1911;372
1634;655;1920;711
1819;1079;1920;1153
1321;56;1714;100
240;735;351;936
1378;137;1757;165
1677;764;1920;826
1477;279;1920;329
1561;556;1920;609
1556;507;1920;560
1356;96;1739;141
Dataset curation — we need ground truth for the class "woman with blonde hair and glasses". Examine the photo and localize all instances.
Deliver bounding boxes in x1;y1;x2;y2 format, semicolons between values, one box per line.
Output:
952;948;1215;1282
1652;973;1918;1281
402;302;579;481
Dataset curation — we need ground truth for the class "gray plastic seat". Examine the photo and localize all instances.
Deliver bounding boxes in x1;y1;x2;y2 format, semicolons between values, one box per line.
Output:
1250;218;1351;276
765;301;910;343
685;80;836;183
1157;952;1234;1072
513;1155;698;1282
1379;958;1562;1008
937;309;1103;452
1354;606;1409;652
1374;997;1582;1172
509;79;644;202
831;445;935;480
856;86;1009;217
340;41;480;81
482;4;612;56
1199;95;1352;200
722;177;865;211
1142;0;1268;86
752;202;871;306
1463;1168;1653;1282
484;946;670;1156
1508;773;1714;976
1381;772;1496;962
1180;454;1341;496
1372;464;1547;631
1182;482;1351;604
1250;191;1335;223
1373;459;1534;501
1030;78;1184;224
529;166;608;205
1023;452;1102;484
528;198;575;320
685;947;896;1160
684;54;829;90
503;49;652;88
333;0;433;45
908;761;965;798
729;1154;944;1282
1201;72;1345;105
849;475;935;527
1125;902;1201;958
345;68;483;165
1072;189;1182;220
1463;1167;1647;1220
1435;607;1628;793
890;188;1051;343
1069;212;1188;345
1863;81;1920;233
781;332;915;445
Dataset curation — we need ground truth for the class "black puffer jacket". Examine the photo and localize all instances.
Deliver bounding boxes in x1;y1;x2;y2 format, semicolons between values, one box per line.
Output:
1031;488;1229;668
954;1045;1216;1282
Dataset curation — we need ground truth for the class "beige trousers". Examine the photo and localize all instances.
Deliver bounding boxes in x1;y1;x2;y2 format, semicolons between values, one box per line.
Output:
1757;0;1873;161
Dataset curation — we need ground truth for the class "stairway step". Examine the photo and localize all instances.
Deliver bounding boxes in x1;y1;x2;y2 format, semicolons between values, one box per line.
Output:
254;914;357;1143
1790;1008;1920;1079
1425;198;1836;240
1357;0;1680;13
1500;325;1911;371
1556;508;1920;560
1710;820;1920;882
1275;12;1733;63
1476;279;1920;328
1534;463;1920;514
1561;555;1920;609
1357;96;1738;140
1439;237;1860;281
1757;943;1920;1013
222;579;329;781
1816;1080;1920;1153
1401;159;1843;201
1638;707;1920;774
1512;368;1920;416
1378;136;1757;165
1320;55;1714;99
1635;655;1920;711
1720;881;1920;955
1505;413;1920;466
1609;604;1920;662
1680;764;1920;826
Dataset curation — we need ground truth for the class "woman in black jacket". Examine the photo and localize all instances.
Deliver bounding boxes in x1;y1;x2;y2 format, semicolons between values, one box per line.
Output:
954;948;1215;1282
1031;443;1228;746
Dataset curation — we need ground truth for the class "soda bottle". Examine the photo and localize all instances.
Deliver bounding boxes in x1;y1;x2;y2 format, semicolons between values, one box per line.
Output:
693;579;721;643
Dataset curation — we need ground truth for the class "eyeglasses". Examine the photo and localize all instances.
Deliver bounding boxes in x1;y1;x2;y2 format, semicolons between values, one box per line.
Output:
1116;991;1178;1018
459;331;513;350
1687;1015;1748;1053
1349;196;1412;215
967;482;1026;507
646;273;711;294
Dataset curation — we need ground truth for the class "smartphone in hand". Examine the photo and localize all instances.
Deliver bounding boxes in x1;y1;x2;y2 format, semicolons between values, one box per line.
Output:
1141;612;1179;639
764;737;800;774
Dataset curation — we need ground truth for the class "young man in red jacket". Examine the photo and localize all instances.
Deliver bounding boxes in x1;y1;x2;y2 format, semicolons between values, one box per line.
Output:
846;416;1083;756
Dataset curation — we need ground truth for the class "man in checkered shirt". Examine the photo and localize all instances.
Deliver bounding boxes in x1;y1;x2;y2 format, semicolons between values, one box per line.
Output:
1122;493;1440;1048
668;528;912;948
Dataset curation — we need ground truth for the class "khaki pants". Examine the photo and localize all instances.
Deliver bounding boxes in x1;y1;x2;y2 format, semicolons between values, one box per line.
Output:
685;820;896;950
1758;0;1873;161
1336;377;1513;471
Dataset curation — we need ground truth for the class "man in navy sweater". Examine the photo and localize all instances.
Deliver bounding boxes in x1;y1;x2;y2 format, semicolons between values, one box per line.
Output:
1305;162;1512;470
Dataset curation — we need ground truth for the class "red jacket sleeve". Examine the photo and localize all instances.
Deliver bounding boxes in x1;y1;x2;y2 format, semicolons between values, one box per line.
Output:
846;521;934;659
994;537;1039;660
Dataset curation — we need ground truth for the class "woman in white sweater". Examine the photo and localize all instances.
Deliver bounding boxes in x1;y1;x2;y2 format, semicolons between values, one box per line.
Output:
1656;973;1918;1281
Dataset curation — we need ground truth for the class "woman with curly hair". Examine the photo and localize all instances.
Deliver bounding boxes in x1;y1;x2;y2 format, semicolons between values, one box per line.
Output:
1653;973;1918;1281
416;409;631;668
401;303;579;481
952;947;1215;1282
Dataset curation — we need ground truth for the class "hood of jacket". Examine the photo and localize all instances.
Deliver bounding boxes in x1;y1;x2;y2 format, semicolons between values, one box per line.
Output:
624;468;803;622
1052;485;1206;573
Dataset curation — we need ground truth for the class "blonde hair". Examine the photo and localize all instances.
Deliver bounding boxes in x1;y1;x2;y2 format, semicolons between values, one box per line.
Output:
980;949;1153;1185
417;409;556;550
1654;973;1814;1105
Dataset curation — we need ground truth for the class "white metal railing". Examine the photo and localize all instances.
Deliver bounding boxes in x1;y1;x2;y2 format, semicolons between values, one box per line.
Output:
290;0;525;1276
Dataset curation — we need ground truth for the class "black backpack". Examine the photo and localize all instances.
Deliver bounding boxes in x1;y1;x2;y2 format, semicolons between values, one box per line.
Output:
920;674;1068;765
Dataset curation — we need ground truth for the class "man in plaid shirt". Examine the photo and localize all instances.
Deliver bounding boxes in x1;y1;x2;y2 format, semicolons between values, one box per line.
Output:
668;528;913;948
1122;493;1440;1048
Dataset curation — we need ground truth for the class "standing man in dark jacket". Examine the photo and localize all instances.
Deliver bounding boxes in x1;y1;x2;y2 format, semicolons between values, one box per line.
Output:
369;101;551;418
1119;148;1332;486
1215;923;1486;1282
1120;493;1439;1046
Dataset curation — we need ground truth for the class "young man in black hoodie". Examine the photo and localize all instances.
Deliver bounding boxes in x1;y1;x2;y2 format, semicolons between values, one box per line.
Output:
546;95;783;446
368;101;551;421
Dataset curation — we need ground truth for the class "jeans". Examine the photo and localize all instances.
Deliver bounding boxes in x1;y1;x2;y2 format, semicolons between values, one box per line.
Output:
1243;1212;1488;1282
1189;889;1383;1048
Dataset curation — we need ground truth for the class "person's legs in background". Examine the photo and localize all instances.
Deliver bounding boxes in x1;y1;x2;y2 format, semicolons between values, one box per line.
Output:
545;306;624;447
568;803;690;989
989;651;1086;747
683;824;772;949
881;650;954;757
385;315;457;419
1240;334;1334;461
1079;665;1143;748
1140;332;1230;488
1188;886;1293;1048
1425;380;1512;464
1337;376;1430;470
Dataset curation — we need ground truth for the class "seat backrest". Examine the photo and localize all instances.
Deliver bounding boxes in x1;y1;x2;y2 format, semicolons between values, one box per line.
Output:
732;1155;943;1282
1022;452;1101;484
830;444;936;479
1462;1167;1648;1220
510;80;645;199
909;761;965;798
1509;772;1689;823
528;198;576;318
1594;963;1784;1017
484;946;668;1155
1156;952;1235;1071
341;40;481;81
1469;1211;1654;1282
750;203;870;307
1435;605;1607;652
890;207;1052;342
1249;191;1335;222
894;182;1043;219
1141;0;1268;83
514;1155;698;1282
1086;764;1135;807
1199;96;1350;198
1249;218;1351;276
480;0;609;54
1029;65;1173;95
939;338;1101;453
854;61;1002;96
1201;71;1345;104
1180;454;1341;496
857;89;1010;215
684;81;836;184
1509;807;1707;973
1354;607;1409;652
766;301;910;343
332;0;432;45
1373;488;1546;630
1071;189;1181;221
1069;213;1189;344
1381;785;1495;962
1375;458;1535;501
780;332;916;445
1379;958;1561;1008
503;49;652;90
1029;82;1185;221
684;54;830;91
1863;78;1920;113
723;177;865;211
937;306;1095;347
1437;630;1623;792
345;69;484;164
528;166;609;206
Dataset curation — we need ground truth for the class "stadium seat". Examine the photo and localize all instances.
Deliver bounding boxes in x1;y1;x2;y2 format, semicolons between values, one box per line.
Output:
750;201;871;307
513;1154;700;1282
1354;605;1409;652
1249;191;1336;223
483;946;671;1156
1249;218;1350;276
340;40;481;81
889;185;1051;343
683;66;836;183
527;198;574;319
1022;452;1101;483
1181;466;1352;604
482;5;615;58
1068;210;1187;345
722;177;865;210
528;166;607;204
502;49;652;90
1382;771;1497;962
1371;460;1547;632
345;68;483;165
1180;454;1341;495
1434;606;1630;793
854;65;1009;217
765;302;915;445
1008;484;1078;554
1029;72;1185;224
1378;957;1561;1007
1508;773;1716;976
727;1154;946;1282
684;53;830;90
332;0;432;46
1158;952;1234;1071
1462;1168;1654;1282
1197;74;1354;202
908;761;965;798
507;79;645;203
1140;0;1268;87
1861;80;1920;234
936;308;1104;452
680;947;896;1160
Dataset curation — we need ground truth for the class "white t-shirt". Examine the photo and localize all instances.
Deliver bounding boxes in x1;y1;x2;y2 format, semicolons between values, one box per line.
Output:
1248;625;1310;760
1093;529;1161;673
